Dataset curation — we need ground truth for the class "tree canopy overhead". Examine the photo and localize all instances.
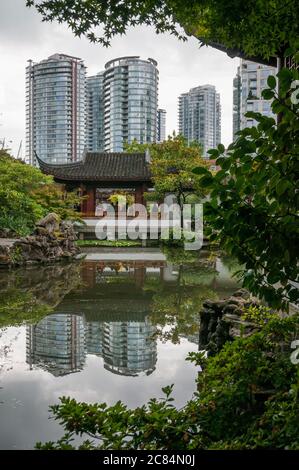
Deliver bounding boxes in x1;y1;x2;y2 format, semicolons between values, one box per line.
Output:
26;0;299;65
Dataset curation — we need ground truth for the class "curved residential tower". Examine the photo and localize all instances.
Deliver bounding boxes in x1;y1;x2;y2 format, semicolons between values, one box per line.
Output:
103;56;159;152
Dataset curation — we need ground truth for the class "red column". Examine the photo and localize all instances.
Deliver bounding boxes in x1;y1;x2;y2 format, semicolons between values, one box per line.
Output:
81;262;96;287
135;185;143;205
135;266;146;288
80;184;87;215
86;187;95;217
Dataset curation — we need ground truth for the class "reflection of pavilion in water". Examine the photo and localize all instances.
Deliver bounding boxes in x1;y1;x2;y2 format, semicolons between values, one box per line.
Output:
26;260;163;377
25;255;239;376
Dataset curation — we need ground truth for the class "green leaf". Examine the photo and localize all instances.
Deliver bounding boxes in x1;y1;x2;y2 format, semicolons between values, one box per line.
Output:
207;148;219;158
284;47;295;57
199;175;214;187
192;166;210;175
261;89;275;100
267;75;276;89
245;111;261;120
267;272;281;284
284;250;290;263
221;158;231;170
217;143;225;153
276;180;291;196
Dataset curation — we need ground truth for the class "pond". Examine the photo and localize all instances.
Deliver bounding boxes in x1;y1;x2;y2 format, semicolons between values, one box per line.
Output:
0;248;240;449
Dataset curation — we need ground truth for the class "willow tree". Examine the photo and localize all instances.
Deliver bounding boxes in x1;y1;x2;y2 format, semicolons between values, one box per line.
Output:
26;0;299;65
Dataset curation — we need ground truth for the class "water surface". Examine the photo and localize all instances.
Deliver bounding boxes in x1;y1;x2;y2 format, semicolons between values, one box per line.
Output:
0;248;239;449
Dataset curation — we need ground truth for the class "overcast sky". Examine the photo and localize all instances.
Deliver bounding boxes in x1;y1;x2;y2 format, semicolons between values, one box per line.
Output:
0;0;239;158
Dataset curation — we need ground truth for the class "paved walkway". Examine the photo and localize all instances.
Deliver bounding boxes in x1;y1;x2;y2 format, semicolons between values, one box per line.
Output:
84;251;167;262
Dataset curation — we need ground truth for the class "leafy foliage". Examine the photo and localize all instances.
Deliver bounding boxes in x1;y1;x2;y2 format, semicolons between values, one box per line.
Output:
125;135;208;208
193;68;299;308
36;314;299;450
32;184;83;222
241;305;278;327
0;189;43;236
108;192;135;207
26;1;299;63
0;151;82;236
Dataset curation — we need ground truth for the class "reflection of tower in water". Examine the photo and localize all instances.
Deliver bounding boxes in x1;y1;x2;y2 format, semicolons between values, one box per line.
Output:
26;315;157;377
85;321;103;356
102;320;157;376
26;314;86;376
25;259;163;377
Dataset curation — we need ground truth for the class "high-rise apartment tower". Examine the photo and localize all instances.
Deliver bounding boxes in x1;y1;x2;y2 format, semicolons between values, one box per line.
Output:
178;84;221;157
26;53;86;165
86;72;105;152
103;56;159;152
233;60;277;140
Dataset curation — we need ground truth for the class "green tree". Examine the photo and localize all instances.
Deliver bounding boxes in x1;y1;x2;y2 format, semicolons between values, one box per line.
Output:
125;135;208;210
26;1;299;65
193;69;299;308
0;151;82;236
32;184;83;222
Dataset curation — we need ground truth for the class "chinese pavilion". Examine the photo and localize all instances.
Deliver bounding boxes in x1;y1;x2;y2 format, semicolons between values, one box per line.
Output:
36;152;152;217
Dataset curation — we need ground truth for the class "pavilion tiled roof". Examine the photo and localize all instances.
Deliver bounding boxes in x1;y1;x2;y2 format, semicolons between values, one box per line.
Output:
36;152;151;182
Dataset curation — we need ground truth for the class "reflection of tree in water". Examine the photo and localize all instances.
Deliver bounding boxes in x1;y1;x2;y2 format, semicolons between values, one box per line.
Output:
0;263;82;329
94;262;130;284
0;264;83;380
219;254;243;276
146;248;218;344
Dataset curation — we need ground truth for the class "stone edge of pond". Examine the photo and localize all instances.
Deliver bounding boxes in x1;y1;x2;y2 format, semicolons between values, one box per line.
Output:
0;213;80;268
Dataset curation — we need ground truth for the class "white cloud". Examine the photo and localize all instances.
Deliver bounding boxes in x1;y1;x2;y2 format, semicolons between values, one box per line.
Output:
0;0;239;157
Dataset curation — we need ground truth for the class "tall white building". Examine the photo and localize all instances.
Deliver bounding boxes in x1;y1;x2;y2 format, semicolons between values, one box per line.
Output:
157;108;166;142
103;56;159;152
178;85;221;157
233;60;277;139
86;72;105;152
26;53;86;165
